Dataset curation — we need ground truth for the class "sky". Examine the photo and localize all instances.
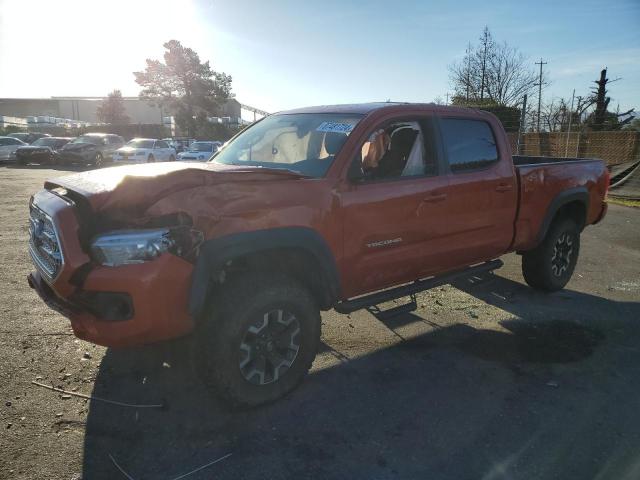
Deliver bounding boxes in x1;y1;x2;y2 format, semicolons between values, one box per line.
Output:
0;0;639;115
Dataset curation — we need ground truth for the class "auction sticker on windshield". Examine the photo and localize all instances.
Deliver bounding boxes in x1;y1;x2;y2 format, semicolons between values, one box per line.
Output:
316;122;355;134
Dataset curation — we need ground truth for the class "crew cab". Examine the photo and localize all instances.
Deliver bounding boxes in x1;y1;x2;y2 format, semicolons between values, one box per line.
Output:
27;103;609;407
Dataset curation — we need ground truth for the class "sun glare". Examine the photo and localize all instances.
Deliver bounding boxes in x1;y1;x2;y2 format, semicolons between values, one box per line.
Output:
0;0;203;97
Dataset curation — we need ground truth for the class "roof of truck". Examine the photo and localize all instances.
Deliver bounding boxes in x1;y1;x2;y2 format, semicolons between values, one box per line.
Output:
277;102;480;116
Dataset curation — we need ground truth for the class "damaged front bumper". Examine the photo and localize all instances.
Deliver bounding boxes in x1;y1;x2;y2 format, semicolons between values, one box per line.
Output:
27;189;195;348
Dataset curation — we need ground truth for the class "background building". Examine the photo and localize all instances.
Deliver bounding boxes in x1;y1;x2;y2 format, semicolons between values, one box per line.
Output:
0;97;245;126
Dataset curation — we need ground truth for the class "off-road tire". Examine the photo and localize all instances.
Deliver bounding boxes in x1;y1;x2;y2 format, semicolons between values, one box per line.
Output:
195;272;321;409
522;218;580;292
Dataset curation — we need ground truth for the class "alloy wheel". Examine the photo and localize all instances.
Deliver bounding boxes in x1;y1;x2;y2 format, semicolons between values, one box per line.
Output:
238;309;301;385
551;233;573;277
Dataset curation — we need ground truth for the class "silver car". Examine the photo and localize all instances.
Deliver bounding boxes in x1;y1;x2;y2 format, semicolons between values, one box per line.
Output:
0;136;27;163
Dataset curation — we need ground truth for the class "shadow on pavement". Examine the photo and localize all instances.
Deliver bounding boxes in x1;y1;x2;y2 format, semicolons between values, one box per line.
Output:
82;276;640;479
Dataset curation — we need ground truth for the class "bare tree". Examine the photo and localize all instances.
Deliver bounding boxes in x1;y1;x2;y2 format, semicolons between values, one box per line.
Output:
586;68;634;130
449;27;542;107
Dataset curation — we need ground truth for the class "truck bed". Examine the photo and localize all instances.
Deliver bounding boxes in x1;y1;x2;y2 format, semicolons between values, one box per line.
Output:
512;155;602;166
511;156;609;252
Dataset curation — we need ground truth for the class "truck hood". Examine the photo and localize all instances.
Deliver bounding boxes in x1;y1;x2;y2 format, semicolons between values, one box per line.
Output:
45;161;307;215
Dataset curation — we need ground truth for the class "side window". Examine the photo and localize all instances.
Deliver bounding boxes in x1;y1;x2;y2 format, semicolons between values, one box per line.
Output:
440;119;498;172
0;139;7;146
156;141;169;149
350;119;438;181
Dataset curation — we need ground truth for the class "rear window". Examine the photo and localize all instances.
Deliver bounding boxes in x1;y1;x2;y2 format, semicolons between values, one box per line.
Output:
440;119;498;172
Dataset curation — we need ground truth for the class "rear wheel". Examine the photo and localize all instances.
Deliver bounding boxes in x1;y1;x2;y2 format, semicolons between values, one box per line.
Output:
93;152;103;168
147;154;155;163
195;273;321;409
522;218;580;292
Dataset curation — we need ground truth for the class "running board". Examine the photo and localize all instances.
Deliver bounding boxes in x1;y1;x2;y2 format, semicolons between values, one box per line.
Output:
335;259;503;315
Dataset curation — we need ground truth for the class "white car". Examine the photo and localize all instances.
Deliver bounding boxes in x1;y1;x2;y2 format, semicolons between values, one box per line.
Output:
177;141;222;161
0;136;27;162
112;138;176;163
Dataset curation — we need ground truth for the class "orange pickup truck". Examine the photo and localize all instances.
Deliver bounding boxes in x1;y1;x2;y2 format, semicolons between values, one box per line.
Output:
27;103;609;407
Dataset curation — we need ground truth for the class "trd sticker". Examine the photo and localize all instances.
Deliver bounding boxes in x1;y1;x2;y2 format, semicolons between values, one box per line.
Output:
366;238;403;248
316;122;355;134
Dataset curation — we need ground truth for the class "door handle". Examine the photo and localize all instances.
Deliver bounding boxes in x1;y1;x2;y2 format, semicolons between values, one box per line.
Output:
422;193;447;203
495;183;513;192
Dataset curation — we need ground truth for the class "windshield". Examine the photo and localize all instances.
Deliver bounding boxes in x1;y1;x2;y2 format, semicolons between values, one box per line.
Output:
189;142;214;152
126;139;154;149
32;138;59;147
213;113;362;177
71;135;102;145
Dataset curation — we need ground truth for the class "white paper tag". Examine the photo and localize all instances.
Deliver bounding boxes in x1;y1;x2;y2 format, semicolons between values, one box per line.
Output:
316;122;354;134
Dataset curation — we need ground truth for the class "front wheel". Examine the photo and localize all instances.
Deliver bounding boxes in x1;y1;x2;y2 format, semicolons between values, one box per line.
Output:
522;218;580;292
195;273;321;409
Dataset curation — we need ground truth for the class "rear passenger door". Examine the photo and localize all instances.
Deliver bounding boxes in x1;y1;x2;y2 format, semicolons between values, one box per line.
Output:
436;116;518;266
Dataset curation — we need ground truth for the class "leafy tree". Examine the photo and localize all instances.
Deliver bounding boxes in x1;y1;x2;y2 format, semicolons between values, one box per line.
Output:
449;27;543;107
96;89;130;124
134;40;232;136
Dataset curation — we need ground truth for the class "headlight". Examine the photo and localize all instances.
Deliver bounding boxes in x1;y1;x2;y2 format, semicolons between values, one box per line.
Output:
90;229;174;266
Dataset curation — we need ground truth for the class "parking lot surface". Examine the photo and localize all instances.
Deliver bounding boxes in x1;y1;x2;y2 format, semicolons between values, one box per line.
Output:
1;165;639;480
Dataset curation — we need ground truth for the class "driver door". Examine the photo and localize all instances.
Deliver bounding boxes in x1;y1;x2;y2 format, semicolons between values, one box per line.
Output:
339;116;450;298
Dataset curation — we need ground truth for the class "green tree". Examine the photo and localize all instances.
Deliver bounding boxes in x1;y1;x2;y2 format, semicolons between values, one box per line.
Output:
134;40;232;136
96;89;130;124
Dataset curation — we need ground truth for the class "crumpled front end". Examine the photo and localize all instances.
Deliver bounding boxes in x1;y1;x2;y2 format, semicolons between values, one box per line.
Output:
27;188;195;348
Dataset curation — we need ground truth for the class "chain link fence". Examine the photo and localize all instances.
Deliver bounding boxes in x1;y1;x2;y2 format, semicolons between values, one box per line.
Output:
488;112;640;200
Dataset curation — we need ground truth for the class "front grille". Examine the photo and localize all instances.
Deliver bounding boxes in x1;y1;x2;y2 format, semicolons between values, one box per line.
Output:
28;204;63;281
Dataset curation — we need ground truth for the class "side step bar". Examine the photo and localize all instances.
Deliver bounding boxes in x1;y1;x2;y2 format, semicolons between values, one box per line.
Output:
335;259;503;315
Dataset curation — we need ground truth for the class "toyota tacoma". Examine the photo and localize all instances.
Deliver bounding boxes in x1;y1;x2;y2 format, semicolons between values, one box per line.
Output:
27;103;609;407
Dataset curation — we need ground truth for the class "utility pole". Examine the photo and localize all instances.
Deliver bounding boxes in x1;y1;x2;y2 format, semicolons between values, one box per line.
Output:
517;94;527;155
565;89;575;157
535;58;547;132
445;92;449;105
466;42;471;103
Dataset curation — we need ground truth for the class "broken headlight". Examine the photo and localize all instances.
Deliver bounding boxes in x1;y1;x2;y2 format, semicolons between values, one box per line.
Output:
91;226;204;266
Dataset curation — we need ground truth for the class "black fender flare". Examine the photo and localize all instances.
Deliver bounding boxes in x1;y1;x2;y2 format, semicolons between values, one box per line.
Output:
533;187;589;247
189;227;340;318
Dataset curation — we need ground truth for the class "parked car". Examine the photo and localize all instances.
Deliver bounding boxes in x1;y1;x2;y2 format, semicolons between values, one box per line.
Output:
7;132;51;144
162;138;184;153
27;103;609;408
16;137;73;165
58;133;124;167
176;141;221;161
113;138;176;163
0;136;27;162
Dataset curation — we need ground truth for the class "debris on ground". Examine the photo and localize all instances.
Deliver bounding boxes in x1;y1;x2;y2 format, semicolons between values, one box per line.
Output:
31;381;164;409
108;452;232;480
